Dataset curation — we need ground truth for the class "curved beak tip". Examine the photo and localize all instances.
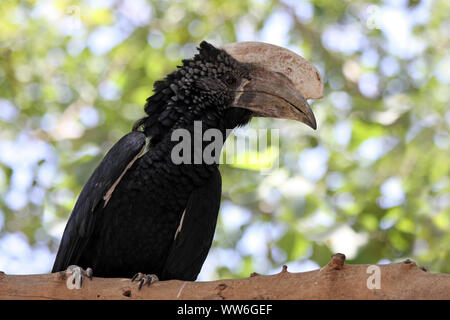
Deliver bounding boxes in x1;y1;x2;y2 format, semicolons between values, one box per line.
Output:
306;110;317;130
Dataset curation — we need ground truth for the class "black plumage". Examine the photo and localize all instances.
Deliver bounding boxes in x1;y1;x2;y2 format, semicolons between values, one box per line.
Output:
52;42;252;280
52;41;317;281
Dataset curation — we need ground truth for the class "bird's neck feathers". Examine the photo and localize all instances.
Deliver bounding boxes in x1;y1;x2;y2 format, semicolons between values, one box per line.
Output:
133;42;251;144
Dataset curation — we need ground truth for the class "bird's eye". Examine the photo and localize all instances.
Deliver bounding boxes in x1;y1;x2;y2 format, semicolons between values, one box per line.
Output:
223;74;236;86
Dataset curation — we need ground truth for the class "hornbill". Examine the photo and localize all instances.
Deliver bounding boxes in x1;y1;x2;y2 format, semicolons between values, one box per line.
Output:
52;41;323;288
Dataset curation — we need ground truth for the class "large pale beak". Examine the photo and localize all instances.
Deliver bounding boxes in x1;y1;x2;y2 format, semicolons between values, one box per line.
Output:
231;67;317;129
222;42;324;129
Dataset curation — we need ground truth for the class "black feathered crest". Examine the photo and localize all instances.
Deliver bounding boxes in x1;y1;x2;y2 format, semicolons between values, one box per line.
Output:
197;41;222;62
133;41;245;138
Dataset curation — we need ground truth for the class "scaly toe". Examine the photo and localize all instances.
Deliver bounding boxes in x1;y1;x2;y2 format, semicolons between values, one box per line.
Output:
131;273;159;290
65;265;93;289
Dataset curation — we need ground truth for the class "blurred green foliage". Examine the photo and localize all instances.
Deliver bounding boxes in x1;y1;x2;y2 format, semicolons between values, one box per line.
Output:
0;0;449;277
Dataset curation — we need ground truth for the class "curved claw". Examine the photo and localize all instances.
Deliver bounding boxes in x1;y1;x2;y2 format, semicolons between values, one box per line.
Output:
85;267;93;280
131;273;159;290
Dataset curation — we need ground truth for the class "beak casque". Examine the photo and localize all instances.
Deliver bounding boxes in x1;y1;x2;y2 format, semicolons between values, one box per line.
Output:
222;42;324;129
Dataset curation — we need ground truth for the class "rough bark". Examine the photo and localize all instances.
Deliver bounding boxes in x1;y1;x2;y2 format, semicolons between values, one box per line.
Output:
0;254;449;300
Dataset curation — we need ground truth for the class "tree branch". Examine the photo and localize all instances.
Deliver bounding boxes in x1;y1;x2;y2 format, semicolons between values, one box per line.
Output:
1;254;449;300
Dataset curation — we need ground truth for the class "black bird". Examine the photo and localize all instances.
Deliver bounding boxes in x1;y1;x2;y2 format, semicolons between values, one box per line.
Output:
52;41;322;287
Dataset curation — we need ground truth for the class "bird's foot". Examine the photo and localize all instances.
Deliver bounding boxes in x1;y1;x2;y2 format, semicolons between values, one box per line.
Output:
131;273;159;290
65;265;93;289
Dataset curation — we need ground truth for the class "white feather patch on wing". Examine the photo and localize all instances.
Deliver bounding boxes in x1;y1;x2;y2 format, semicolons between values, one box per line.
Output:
102;143;147;207
174;209;186;241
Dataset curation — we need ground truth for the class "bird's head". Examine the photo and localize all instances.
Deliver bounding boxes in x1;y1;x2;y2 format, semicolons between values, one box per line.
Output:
135;41;323;138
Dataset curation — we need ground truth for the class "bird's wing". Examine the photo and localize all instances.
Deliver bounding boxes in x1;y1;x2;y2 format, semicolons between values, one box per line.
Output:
161;168;222;281
52;131;147;272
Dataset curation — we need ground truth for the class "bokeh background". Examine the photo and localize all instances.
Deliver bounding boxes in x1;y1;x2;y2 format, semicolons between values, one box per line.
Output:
0;0;449;279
